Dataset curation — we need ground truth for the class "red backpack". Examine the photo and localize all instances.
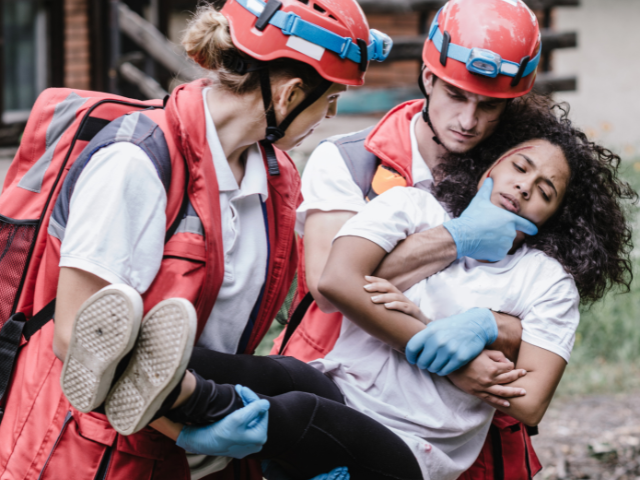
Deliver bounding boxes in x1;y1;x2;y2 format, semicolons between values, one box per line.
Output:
0;88;184;421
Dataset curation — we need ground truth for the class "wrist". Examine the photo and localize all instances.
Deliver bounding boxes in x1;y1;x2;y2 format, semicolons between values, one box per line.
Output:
442;219;466;259
476;308;499;345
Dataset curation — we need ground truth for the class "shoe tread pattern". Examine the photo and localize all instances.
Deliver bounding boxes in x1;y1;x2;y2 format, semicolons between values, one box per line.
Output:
106;302;191;435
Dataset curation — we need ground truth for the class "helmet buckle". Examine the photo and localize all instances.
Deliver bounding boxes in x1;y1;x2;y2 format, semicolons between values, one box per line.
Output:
265;126;286;143
282;13;301;36
338;38;352;59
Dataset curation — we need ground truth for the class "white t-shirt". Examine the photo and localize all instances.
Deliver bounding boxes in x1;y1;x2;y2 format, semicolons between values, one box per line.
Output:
59;89;268;354
309;187;580;480
296;113;432;234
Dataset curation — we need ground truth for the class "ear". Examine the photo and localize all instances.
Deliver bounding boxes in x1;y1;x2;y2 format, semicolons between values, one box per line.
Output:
272;77;305;121
422;66;435;96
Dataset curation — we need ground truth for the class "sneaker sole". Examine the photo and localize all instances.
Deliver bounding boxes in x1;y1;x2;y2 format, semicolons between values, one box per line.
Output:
105;298;197;436
60;284;143;413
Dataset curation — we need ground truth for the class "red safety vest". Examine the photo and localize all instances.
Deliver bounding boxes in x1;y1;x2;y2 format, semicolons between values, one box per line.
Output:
0;81;299;480
272;99;542;480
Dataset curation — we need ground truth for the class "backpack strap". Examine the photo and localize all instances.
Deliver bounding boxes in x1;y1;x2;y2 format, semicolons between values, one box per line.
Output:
321;127;378;197
278;291;314;355
489;424;505;480
0;299;56;421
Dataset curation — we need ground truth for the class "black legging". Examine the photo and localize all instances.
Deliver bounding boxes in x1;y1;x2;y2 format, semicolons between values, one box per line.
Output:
188;348;423;480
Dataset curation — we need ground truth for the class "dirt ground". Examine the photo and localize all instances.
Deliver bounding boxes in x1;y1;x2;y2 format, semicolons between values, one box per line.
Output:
532;392;640;479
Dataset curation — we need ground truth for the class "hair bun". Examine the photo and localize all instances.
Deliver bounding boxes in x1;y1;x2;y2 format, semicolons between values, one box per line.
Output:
182;5;233;70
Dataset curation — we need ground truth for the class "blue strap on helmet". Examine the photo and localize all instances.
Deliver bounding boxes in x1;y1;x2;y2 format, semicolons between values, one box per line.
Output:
235;0;392;65
428;8;541;80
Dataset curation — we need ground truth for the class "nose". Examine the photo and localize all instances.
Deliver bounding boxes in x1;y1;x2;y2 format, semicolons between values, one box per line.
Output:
516;183;530;200
458;103;478;132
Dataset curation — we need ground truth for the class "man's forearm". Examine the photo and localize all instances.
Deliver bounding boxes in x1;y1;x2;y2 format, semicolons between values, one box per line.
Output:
374;225;457;291
489;312;523;362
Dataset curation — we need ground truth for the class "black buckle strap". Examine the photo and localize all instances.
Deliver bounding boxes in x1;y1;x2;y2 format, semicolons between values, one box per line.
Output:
0;299;56;422
23;299;56;341
279;291;314;354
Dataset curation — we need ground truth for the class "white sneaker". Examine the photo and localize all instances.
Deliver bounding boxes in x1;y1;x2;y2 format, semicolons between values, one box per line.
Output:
105;298;197;436
60;284;143;413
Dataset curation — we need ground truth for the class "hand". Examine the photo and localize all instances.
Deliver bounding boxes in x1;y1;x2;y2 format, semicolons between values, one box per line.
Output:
312;467;350;480
176;385;269;458
442;178;538;261
406;308;498;376
262;461;350;480
364;276;429;325
449;350;527;408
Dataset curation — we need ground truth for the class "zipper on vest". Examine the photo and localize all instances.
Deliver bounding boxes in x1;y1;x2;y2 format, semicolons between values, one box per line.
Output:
94;444;114;480
37;411;73;480
162;255;204;264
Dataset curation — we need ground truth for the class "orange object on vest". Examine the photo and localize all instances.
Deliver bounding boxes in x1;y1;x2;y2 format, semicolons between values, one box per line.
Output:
0;81;299;480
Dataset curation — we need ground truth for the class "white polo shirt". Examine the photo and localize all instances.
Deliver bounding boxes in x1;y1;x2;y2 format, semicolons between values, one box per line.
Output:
296;113;432;234
60;89;268;354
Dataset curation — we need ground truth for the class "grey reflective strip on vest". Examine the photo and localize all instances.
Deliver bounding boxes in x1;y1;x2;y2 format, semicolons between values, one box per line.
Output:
175;201;204;236
18;92;89;193
49;112;173;244
321;126;377;197
47;216;66;242
115;112;140;142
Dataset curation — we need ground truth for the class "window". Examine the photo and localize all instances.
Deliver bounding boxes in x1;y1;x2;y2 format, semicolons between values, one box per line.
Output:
2;0;48;124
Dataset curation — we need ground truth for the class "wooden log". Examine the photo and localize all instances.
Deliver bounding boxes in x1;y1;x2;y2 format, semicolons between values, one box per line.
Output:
387;30;577;62
357;0;579;14
117;2;205;81
533;72;577;94
119;62;170;99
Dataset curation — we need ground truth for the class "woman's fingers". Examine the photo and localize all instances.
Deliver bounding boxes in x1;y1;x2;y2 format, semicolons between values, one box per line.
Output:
370;293;406;304
494;369;527;384
363;276;401;294
485;384;526;399
480;393;513;409
383;301;412;313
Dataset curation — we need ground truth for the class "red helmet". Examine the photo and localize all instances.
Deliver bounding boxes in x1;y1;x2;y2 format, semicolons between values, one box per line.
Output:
423;0;542;98
222;0;391;86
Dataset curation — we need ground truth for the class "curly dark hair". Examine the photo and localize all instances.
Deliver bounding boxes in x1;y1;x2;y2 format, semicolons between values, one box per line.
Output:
431;94;637;304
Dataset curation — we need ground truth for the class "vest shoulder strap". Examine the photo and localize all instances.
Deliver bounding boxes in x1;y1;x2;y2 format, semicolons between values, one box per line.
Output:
321;126;378;197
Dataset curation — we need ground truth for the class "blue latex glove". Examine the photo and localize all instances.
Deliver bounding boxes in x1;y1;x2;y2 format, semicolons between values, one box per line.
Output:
406;308;498;376
176;385;269;458
262;461;350;480
443;178;538;261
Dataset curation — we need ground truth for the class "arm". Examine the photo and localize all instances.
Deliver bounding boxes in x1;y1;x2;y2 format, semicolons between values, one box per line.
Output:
319;236;426;352
52;267;109;361
373;225;457;292
491;312;522;362
303;210;356;313
493;342;566;426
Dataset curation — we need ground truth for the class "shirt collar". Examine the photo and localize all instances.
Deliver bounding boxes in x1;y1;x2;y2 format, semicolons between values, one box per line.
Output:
410;113;434;187
203;89;269;201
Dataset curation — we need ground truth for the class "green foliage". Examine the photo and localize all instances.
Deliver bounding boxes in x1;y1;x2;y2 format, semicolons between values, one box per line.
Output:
557;160;640;396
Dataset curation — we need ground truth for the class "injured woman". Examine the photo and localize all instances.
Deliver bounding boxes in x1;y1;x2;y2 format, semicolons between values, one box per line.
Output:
61;101;637;480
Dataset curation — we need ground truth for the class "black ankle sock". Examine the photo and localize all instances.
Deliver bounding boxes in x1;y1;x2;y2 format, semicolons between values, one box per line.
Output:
150;373;186;422
166;370;244;425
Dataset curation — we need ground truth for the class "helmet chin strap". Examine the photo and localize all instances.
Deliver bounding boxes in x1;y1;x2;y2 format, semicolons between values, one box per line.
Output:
418;68;443;147
223;52;333;145
258;68;333;144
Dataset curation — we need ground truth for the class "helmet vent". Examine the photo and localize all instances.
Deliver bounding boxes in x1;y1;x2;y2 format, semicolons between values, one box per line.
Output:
296;0;309;4
313;3;326;13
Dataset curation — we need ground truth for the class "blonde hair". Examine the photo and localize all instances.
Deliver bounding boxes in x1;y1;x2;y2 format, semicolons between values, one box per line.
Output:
182;3;325;95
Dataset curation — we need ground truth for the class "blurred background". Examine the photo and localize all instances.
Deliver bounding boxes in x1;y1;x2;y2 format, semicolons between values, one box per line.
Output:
1;0;639;477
